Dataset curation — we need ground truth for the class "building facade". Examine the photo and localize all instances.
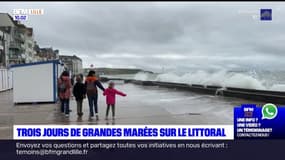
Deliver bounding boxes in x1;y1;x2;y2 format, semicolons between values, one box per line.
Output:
23;27;37;63
59;55;83;76
10;23;27;64
0;13;15;67
0;13;58;67
36;47;59;61
0;13;39;66
1;13;83;70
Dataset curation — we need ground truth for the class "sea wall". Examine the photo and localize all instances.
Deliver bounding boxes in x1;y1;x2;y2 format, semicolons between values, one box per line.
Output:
100;77;285;105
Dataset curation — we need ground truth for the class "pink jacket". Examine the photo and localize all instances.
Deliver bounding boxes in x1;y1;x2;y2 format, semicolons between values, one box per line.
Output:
103;88;126;105
58;76;72;99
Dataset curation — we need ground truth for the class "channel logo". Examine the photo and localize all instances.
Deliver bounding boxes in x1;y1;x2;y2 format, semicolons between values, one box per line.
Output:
12;9;44;21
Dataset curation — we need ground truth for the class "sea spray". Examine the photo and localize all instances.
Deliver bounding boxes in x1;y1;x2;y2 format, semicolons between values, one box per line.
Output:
133;70;285;91
155;72;181;83
224;73;266;90
154;70;266;90
134;72;154;81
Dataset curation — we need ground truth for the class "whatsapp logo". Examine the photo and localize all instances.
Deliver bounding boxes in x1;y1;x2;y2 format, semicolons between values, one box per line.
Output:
262;103;278;120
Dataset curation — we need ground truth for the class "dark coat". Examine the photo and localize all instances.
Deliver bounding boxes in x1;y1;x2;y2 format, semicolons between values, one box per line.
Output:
73;82;87;101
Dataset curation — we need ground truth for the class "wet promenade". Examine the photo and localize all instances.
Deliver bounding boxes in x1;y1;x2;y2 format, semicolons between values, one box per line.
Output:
0;82;256;139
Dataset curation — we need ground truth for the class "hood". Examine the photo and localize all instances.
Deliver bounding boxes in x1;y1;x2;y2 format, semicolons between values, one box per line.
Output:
85;76;97;82
61;76;70;81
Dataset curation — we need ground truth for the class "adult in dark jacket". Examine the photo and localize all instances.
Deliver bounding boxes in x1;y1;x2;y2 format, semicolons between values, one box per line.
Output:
85;70;105;120
73;75;87;117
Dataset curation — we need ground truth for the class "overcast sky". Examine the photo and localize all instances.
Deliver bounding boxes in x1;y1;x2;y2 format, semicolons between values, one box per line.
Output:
0;2;285;72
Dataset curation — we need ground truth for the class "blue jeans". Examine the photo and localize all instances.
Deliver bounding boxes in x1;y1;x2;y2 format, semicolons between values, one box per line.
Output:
61;99;70;115
87;94;98;117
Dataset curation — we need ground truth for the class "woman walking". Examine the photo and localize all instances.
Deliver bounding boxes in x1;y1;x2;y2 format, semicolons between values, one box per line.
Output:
58;71;72;117
85;70;105;120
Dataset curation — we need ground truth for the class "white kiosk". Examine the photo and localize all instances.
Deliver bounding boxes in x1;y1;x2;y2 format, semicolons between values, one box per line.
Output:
0;68;13;92
10;60;65;104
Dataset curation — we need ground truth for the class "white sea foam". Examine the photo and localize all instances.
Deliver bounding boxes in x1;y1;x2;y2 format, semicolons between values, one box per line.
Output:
133;70;285;91
133;72;150;81
133;72;157;81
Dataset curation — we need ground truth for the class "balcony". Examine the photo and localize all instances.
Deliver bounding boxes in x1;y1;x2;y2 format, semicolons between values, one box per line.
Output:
9;54;21;60
8;51;24;60
9;42;24;50
14;32;25;43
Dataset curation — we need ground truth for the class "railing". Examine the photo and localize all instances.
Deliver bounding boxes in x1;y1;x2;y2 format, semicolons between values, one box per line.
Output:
14;33;25;42
9;42;24;50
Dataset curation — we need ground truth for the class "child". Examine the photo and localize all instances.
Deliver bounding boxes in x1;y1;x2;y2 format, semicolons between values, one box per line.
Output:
103;81;126;120
73;75;87;117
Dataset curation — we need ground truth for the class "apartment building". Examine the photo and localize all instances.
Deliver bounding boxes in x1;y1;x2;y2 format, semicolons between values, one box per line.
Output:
0;13;38;65
59;55;83;76
0;13;15;67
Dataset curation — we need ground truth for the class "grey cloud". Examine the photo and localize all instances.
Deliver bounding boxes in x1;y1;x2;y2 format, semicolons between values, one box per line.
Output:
1;2;285;72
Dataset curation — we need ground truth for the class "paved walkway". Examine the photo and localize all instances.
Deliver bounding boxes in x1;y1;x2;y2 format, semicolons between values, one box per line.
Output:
0;82;255;139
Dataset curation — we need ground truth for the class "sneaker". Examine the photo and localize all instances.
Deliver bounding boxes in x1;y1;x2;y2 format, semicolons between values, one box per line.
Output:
65;114;69;117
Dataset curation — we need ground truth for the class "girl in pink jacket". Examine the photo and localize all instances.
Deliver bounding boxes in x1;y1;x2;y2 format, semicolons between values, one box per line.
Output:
103;81;126;120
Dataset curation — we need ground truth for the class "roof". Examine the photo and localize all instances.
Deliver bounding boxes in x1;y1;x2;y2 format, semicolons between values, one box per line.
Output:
59;55;82;61
10;60;60;68
16;23;26;29
40;47;53;51
0;13;31;33
0;13;16;27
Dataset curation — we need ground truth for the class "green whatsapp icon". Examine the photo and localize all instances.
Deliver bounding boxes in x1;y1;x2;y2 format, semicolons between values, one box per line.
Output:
262;103;278;120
